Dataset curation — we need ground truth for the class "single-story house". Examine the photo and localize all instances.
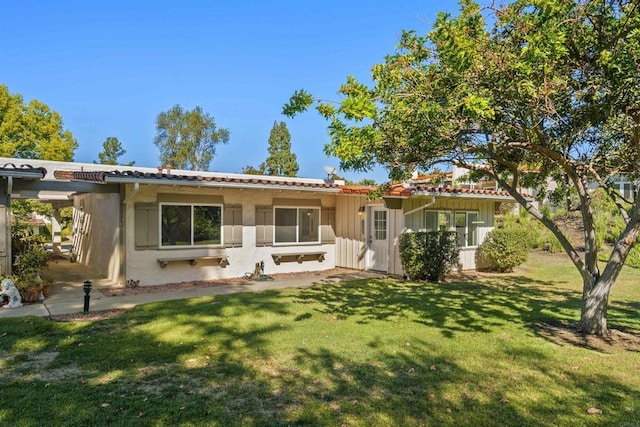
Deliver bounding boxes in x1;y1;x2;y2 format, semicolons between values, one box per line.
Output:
0;158;516;285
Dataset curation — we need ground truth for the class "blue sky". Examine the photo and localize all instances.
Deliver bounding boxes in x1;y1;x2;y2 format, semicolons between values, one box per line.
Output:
1;1;459;182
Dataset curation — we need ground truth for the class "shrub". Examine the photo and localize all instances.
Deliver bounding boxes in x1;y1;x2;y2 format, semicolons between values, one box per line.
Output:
625;244;640;269
399;231;459;282
479;228;530;272
597;243;640;269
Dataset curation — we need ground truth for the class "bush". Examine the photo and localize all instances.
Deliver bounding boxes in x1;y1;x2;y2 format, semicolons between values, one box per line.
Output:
597;243;640;269
399;231;459;282
479;228;530;272
625;244;640;269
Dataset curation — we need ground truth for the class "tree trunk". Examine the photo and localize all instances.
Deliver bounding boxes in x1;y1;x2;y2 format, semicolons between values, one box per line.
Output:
579;274;613;337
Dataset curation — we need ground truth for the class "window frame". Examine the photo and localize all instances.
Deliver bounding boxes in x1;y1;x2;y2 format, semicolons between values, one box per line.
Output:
620;182;634;200
454;210;480;248
424;210;453;233
273;205;321;246
159;202;224;249
423;209;479;248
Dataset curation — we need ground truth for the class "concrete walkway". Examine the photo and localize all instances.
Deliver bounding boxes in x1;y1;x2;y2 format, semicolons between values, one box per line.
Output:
1;258;383;319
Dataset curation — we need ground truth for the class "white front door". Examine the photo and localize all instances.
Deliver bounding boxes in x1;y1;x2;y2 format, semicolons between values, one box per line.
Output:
367;207;388;272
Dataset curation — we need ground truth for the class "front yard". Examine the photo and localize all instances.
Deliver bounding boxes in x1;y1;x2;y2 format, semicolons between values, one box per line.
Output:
1;252;639;426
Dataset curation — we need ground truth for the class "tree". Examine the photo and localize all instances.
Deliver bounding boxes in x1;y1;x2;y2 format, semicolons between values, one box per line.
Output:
264;121;298;177
94;136;134;166
153;105;230;171
241;164;266;175
357;178;377;186
284;0;640;336
0;84;77;160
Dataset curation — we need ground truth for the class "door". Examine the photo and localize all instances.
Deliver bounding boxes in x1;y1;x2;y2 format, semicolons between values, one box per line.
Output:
367;207;388;272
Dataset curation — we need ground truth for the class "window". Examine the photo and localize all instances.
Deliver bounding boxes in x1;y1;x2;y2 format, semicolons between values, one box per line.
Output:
621;182;634;200
424;209;479;247
374;210;387;240
160;203;222;247
424;210;452;232
274;207;320;244
455;211;479;247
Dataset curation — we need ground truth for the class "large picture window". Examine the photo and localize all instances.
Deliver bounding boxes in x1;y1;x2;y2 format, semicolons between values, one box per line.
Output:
274;207;320;244
160;203;222;247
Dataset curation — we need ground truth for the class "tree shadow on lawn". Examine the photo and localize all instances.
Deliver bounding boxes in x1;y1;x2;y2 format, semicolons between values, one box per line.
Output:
2;319;638;426
299;275;640;351
297;276;579;336
1;288;639;425
287;341;640;426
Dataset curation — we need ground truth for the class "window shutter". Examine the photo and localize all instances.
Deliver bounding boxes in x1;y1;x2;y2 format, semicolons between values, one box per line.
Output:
134;203;159;250
321;208;336;243
223;204;243;248
255;206;273;246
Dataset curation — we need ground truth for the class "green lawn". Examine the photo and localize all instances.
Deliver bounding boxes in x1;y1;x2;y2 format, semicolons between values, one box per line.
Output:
1;252;639;426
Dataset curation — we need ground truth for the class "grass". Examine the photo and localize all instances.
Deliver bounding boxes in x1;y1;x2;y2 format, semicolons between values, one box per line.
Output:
1;252;639;426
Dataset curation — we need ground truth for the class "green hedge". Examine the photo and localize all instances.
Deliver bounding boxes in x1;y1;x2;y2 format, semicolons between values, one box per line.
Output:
399;231;459;282
479;228;530;272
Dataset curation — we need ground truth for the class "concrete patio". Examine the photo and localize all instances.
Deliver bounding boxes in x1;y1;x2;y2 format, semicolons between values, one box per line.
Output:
1;257;384;319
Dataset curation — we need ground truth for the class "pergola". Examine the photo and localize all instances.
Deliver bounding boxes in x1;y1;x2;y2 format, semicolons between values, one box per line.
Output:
0;161;119;275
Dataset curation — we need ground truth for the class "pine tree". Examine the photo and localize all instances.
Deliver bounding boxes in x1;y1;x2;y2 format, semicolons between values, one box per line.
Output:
95;136;134;165
264;121;298;177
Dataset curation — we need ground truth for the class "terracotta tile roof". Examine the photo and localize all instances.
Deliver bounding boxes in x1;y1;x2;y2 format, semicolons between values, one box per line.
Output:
340;184;518;199
339;185;376;195
53;170;340;190
54;171;106;182
412;185;516;198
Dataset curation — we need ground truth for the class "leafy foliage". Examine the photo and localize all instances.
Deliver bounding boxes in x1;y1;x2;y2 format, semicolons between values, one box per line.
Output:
241;164;265;175
95;136;134;165
399;231;459;282
285;0;640;335
479;228;530;272
154;105;230;171
10;221;50;291
0;84;77;160
625;245;640;269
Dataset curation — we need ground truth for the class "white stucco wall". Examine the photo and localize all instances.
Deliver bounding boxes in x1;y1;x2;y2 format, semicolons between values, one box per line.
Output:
124;184;337;286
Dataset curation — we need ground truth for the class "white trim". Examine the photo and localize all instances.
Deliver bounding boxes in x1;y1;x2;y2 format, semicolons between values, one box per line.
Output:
272;205;321;246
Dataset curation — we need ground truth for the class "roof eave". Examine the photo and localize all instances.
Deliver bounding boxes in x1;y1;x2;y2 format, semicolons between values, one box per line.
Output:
103;176;341;192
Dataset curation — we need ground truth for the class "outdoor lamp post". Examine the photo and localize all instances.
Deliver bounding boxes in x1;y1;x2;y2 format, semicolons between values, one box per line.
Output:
83;280;92;312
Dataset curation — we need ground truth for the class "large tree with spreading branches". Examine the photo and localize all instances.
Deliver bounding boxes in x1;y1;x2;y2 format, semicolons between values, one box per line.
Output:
154;105;229;171
0;84;77;161
284;0;640;336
